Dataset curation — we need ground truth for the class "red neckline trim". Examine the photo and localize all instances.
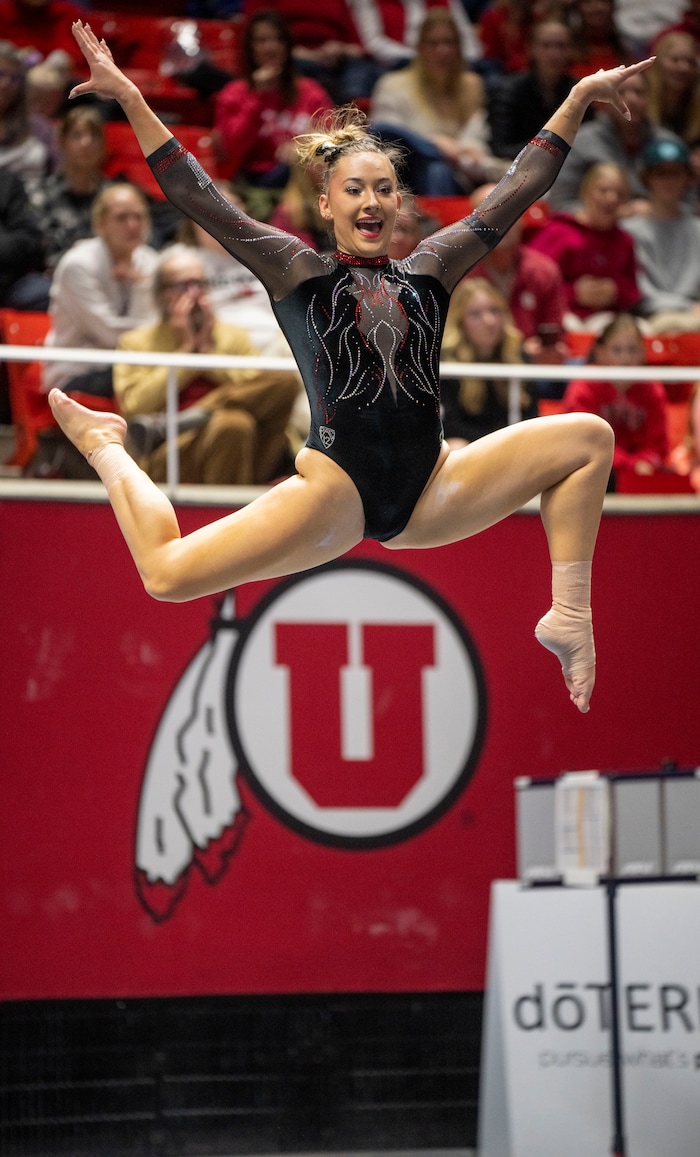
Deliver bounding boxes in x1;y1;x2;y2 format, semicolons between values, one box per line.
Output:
334;250;390;267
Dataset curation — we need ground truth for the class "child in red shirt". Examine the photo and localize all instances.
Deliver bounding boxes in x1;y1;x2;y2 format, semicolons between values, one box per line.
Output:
563;313;669;481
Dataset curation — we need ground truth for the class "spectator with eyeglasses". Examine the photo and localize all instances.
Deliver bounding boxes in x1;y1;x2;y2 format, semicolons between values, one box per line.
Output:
113;245;299;486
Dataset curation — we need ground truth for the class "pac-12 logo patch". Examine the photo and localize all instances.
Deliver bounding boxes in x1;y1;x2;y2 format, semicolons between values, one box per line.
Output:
319;424;335;448
134;560;487;920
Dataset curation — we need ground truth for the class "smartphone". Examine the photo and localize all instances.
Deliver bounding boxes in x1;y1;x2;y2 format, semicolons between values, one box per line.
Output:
190;301;204;334
537;323;562;348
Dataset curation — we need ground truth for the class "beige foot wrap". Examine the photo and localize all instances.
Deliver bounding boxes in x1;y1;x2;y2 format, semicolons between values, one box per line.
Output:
535;561;595;676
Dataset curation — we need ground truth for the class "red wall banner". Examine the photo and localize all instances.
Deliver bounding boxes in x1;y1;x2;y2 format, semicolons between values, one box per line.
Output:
1;496;698;999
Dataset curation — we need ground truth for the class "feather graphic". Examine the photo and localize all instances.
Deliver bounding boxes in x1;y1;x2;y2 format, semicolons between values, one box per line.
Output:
134;593;248;921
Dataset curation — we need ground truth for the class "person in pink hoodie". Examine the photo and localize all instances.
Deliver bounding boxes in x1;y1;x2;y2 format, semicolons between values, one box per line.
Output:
528;160;640;329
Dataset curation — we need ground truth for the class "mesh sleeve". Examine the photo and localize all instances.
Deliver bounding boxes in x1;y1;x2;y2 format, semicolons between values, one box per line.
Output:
406;131;571;294
148;138;327;300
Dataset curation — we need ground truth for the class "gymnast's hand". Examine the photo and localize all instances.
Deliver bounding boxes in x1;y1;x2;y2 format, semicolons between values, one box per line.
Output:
69;20;136;104
570;58;656;120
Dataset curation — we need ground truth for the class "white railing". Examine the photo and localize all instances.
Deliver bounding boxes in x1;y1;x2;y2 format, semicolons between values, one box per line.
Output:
1;342;698;494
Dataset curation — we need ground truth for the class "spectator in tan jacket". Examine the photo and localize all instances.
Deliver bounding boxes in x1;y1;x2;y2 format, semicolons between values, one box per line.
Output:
114;246;299;486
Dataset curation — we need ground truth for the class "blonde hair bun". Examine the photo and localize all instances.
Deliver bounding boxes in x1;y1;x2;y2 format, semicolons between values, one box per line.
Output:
294;106;406;189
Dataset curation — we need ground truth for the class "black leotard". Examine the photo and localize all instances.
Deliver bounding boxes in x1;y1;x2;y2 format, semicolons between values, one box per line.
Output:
148;131;569;540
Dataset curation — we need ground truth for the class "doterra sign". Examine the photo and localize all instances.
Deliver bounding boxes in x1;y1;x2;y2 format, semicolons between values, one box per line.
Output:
479;881;700;1157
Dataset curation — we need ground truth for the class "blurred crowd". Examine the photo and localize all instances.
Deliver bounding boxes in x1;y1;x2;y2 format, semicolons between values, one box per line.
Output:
1;0;700;492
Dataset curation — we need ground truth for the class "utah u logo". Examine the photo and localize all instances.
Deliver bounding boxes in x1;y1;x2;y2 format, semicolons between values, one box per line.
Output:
135;561;486;919
274;620;435;808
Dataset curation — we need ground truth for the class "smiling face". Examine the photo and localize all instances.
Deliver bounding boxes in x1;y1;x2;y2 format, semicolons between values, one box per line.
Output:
318;152;401;258
656;33;698;94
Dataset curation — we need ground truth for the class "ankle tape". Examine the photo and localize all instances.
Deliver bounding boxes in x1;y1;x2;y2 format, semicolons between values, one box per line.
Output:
551;561;592;616
87;443;137;489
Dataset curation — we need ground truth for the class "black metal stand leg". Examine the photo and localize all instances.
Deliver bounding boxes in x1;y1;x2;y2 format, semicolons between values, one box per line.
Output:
606;879;626;1157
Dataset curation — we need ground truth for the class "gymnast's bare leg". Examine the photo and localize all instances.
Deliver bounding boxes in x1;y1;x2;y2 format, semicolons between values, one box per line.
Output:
385;412;614;713
48;390;365;602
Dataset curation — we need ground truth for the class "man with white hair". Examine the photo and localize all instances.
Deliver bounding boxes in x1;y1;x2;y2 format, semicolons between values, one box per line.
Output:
113;246;299;486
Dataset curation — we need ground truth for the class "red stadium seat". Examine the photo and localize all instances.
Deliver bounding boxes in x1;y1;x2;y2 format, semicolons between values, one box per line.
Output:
174;125;222;178
104;122;221;200
615;469;694;493
0;310;120;472
665;398;692;455
644;333;700;402
537;398;564;417
413;195;549;236
91;0;189;12
414;196;472;229
564;330;596;360
90;15;237;124
92;13;241;77
520;198;550;241
0;310;53;468
195;17;242;71
103;120;165;200
94;15;189;71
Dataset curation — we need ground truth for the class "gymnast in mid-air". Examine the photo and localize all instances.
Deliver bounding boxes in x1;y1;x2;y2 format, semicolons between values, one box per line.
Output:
50;21;655;713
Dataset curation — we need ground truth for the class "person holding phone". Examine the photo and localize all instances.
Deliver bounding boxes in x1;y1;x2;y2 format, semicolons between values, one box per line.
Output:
113;245;299;486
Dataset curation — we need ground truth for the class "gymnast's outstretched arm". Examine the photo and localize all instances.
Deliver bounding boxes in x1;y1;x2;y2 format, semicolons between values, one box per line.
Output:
70;22;172;160
407;57;656;293
69;21;324;300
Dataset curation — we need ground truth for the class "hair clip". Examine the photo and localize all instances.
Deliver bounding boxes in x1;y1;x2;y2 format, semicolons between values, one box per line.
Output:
315;141;341;163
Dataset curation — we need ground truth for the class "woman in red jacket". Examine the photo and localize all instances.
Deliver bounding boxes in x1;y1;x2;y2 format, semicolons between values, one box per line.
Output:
214;9;331;192
243;0;376;104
